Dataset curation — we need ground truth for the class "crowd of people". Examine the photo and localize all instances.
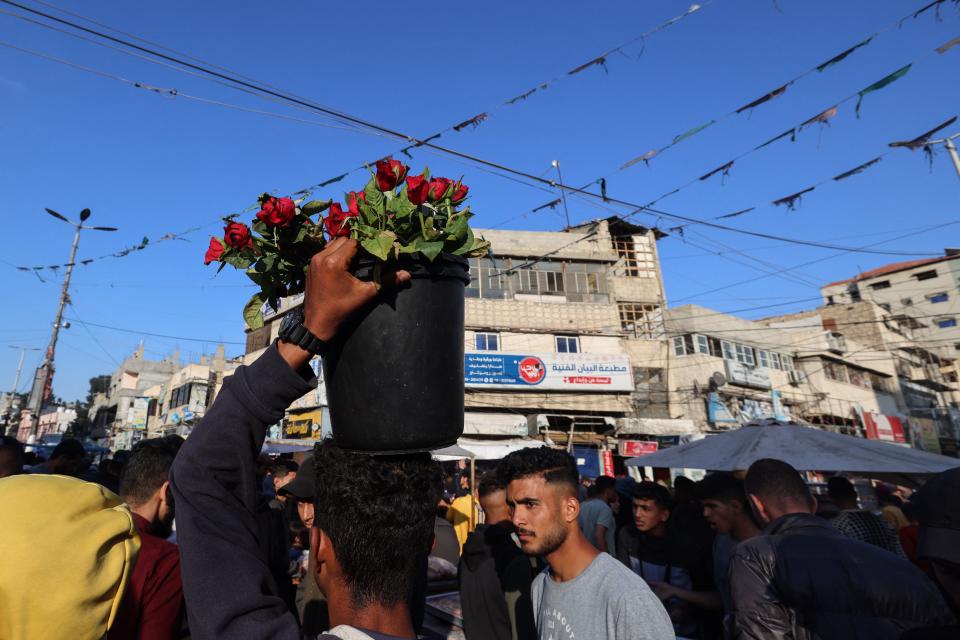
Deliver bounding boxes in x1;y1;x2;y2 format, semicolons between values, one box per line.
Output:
1;238;959;640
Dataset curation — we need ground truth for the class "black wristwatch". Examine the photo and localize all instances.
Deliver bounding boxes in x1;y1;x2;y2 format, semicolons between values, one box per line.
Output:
278;308;328;356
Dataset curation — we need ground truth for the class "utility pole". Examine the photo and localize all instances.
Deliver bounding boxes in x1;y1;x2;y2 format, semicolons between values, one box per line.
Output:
28;208;117;438
4;346;38;436
551;159;572;229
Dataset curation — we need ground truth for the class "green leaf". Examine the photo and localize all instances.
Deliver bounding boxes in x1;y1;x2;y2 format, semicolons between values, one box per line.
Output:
252;219;270;237
360;231;396;261
301;199;332;216
466;236;492;257
363;176;385;213
444;213;469;242
243;293;265;330
415;237;444;261
223;252;254;269
452;227;475;255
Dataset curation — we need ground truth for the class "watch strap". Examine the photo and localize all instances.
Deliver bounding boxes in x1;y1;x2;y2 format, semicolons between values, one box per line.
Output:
281;318;327;356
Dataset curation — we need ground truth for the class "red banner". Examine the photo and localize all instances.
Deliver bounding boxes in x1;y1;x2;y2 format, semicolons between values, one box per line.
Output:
619;440;659;457
602;450;615;476
863;412;906;443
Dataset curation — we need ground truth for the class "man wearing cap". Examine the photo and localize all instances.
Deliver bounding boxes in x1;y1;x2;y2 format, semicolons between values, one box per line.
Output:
278;456;331;637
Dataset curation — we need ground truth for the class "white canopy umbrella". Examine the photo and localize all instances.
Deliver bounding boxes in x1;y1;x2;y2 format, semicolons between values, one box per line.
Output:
626;419;960;486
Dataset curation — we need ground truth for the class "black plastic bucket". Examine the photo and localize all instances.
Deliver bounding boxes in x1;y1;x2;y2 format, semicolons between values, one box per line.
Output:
322;254;469;453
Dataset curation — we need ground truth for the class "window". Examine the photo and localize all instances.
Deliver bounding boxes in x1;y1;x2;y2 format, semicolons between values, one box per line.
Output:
735;344;755;366
936;317;958;329
848;369;871;389
696;335;710;355
556;335;580;353
757;350;770;368
914;269;938;281
824;361;849;383
467;258;608;302
869;374;891;393
618;303;662;338
870;280;891;290
781;355;795;372
672;335;694;356
928;292;949;304
475;332;499;351
613;235;657;278
721;341;735;361
770;352;782;370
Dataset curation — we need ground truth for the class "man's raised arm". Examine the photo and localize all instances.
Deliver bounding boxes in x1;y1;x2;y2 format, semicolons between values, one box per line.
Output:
169;239;409;639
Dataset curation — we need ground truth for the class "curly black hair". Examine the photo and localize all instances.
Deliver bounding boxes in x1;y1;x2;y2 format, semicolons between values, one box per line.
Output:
633;481;675;511
496;447;579;496
312;441;441;609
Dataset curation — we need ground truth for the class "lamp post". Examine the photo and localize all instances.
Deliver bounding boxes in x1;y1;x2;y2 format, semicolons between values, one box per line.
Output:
551;160;572;229
28;208;117;438
4;345;39;436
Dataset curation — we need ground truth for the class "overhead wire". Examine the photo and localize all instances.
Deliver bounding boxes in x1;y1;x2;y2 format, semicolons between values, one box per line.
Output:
0;0;945;258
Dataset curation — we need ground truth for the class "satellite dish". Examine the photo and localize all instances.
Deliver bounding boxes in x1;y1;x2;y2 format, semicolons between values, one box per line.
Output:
709;372;727;390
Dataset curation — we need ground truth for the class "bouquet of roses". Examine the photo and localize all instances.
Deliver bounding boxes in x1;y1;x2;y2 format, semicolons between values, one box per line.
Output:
204;159;490;329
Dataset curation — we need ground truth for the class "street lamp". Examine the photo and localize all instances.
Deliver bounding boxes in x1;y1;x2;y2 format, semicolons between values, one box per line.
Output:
4;345;40;436
551;160;572;229
28;208;117;437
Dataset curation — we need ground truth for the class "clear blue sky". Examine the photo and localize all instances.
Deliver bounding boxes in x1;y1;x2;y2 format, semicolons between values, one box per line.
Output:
1;0;957;402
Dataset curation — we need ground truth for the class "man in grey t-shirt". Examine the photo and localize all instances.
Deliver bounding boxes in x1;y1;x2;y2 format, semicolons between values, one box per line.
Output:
498;448;674;640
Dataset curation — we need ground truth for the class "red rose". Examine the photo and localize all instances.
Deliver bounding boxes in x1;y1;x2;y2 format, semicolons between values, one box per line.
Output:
223;222;254;250
375;158;408;192
427;178;452;202
451;182;469;203
347;191;366;216
324;203;354;238
406;175;430;205
256;196;297;227
203;236;225;264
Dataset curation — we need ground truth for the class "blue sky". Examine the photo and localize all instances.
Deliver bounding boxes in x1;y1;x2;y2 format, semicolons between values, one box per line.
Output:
1;0;958;402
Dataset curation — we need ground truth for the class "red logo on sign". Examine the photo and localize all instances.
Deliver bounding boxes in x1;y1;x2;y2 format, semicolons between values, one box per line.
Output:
518;357;546;385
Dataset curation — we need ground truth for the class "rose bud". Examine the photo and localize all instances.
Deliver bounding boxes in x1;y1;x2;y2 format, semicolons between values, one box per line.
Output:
451;182;469;203
324;203;353;238
375;158;409;191
203;237;225;264
256;196;297;227
406;175;430;206
347;191;366;216
427;177;452;202
223;222;254;250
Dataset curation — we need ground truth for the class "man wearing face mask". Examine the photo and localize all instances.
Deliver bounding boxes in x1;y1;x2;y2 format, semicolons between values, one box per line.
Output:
113;436;186;640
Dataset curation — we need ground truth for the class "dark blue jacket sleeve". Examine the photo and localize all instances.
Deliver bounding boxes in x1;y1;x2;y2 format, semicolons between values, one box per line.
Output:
169;343;316;640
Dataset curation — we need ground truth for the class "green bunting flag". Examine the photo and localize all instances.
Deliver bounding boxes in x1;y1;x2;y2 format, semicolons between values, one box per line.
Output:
621;149;659;169
672;120;715;145
755;128;796;150
716;207;755;220
453;113;488;131
832;157;883;181
699;160;735;182
816;37;873;72
772;186;815;210
318;173;348;188
568;56;607;76
855;64;912;118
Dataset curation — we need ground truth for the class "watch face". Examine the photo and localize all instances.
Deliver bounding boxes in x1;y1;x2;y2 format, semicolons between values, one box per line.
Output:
280;308;304;335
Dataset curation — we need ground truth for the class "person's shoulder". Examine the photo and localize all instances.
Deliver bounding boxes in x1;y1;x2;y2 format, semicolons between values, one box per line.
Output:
591;552;643;584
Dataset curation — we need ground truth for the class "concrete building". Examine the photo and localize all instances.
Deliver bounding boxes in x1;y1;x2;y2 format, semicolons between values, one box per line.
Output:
154;345;241;439
660;305;894;430
761;300;959;455
95;344;178;448
241;218;687;475
820;250;960;358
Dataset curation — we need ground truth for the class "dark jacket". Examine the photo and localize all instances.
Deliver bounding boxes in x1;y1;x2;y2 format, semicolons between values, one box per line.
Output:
170;344;314;639
458;523;536;640
729;512;954;640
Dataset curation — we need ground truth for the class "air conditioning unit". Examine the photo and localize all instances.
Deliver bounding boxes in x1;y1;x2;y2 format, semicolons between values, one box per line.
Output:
788;370;805;386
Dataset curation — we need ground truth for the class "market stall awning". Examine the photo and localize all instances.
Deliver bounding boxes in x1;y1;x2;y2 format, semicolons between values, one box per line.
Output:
464;412;528;437
456;437;547;460
625;419;960;484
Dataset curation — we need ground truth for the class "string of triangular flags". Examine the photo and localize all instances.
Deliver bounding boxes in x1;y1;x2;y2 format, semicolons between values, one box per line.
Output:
238;3;710;212
531;29;958;221
13;226;202;282
664;115;956;233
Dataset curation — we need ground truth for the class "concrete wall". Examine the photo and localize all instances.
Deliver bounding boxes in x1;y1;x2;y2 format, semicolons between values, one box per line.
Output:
465;298;620;335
